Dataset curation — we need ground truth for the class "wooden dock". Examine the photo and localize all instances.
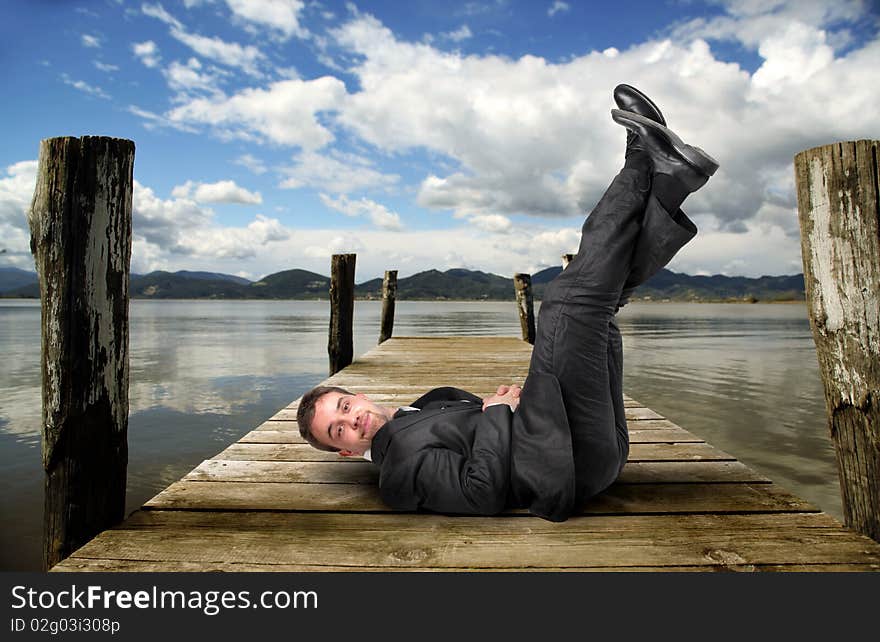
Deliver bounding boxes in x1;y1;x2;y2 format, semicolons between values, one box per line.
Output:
53;337;880;572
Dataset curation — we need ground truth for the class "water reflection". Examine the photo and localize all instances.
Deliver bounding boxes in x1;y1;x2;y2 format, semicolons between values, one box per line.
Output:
0;299;840;571
616;303;839;518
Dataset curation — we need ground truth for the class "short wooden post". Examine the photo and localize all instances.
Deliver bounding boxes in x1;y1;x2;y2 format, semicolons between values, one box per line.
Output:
379;269;397;344
329;253;356;375
794;139;880;543
562;253;576;269
513;273;535;344
27;136;134;569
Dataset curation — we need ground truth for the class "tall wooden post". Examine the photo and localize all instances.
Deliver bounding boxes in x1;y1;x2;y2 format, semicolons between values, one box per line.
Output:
379;269;397;344
329;253;356;375
794;139;880;543
513;273;535;344
562;253;576;269
27;136;134;569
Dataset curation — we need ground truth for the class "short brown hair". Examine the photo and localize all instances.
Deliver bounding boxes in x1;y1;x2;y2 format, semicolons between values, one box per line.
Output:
296;385;353;452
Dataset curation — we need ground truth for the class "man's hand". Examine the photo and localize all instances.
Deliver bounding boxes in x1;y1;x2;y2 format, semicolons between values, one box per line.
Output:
482;384;522;412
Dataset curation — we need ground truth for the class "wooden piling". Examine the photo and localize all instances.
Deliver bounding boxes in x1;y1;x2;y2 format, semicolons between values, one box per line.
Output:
562;253;576;269
27;136;134;569
513;273;535;344
329;253;356;375
794;139;880;543
379;270;397;344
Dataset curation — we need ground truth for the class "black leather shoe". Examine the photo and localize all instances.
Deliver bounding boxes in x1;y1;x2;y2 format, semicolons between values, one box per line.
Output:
614;84;665;158
614;84;666;125
611;109;719;192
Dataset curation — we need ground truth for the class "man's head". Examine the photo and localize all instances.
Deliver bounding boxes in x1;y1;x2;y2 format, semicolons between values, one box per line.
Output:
296;386;395;457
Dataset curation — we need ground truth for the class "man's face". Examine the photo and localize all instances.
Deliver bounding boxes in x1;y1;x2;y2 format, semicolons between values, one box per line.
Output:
309;391;392;456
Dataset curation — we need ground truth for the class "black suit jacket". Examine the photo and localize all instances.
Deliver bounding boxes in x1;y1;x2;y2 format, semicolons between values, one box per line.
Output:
370;373;576;521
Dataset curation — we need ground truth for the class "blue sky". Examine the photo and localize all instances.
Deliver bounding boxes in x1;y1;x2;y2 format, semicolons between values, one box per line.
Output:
1;0;878;281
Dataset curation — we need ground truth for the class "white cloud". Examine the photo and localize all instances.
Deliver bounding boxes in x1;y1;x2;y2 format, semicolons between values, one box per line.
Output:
18;1;872;280
443;25;472;42
671;0;866;51
279;150;399;193
246;213;289;242
224;0;309;40
143;3;266;76
3;159;555;279
60;74;110;99
0;161;38;266
669;216;805;277
0;161;37;226
750;22;834;90
319;193;403;230
94;61;120;72
468;214;512;234
141;3;185;30
133;40;161;68
548;2;570;17
246;225;584;282
133;180;215;250
131;181;287;270
81;34;101;48
166;76;346;148
234;154;267;174
325;4;879;270
303;234;364;260
128;105;198;132
332;14;622;219
171;179;262;204
173;30;265;77
163;57;225;96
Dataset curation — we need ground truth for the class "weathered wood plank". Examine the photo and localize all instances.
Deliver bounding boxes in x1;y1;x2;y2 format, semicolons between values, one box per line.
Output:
53;557;880;573
241;430;303;443
261;401;651;429
254;420;297;431
268;405;663;422
240;427;702;445
622;419;686;430
57;511;880;570
144;479;813;514
214;441;733;462
629;443;735;461
184;460;379;484
626;429;703;443
626;407;665;420
617;461;769;484
280;391;640;410
183;459;765;485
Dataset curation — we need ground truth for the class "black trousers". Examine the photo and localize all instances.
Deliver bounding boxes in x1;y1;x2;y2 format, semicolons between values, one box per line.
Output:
527;165;697;503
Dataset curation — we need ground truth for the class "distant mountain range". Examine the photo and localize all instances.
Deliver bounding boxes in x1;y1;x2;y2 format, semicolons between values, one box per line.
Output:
0;265;805;302
0;267;39;293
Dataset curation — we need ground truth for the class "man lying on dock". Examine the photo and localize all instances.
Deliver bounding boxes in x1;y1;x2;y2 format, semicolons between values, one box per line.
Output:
296;85;718;522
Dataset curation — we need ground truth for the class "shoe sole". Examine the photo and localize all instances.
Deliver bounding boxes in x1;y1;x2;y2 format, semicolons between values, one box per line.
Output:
611;109;719;176
614;84;666;126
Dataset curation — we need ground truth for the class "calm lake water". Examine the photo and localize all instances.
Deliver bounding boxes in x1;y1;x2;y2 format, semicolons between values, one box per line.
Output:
0;299;839;571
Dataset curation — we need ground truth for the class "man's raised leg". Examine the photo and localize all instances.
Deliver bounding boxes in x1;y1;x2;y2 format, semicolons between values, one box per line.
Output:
529;163;652;501
529;100;718;504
